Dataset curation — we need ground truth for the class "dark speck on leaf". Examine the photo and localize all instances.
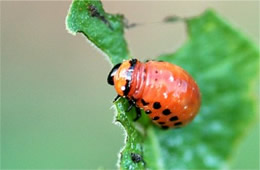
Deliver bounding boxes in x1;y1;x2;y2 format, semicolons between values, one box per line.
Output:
87;4;113;30
131;153;142;163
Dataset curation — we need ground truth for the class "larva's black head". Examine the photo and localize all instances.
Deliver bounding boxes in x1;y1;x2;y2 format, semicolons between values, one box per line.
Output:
107;63;122;85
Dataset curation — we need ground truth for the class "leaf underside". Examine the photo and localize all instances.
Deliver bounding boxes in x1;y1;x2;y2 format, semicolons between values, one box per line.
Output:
66;0;259;169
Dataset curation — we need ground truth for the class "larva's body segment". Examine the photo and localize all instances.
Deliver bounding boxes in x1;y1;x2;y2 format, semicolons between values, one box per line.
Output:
108;59;201;129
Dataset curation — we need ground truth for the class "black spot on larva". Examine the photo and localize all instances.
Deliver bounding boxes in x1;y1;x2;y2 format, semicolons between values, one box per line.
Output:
153;102;161;109
153;116;160;120
158;122;165;125
131;153;142;163
123;59;138;96
161;126;169;130
145;110;152;114
123;80;131;96
129;58;138;66
169;116;178;121
174;122;182;126
141;99;149;106
155;70;158;74
162;109;171;115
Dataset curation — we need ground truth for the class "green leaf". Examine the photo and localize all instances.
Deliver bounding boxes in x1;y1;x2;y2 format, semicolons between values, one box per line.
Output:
66;1;259;169
114;98;146;169
66;0;130;64
146;10;259;169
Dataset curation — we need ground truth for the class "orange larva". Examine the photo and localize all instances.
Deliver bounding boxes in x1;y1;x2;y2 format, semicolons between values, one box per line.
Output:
107;59;201;129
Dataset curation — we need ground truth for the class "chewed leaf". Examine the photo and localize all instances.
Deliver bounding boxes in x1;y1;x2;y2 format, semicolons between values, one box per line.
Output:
115;10;259;169
66;0;130;64
66;1;259;169
153;10;258;169
114;98;146;170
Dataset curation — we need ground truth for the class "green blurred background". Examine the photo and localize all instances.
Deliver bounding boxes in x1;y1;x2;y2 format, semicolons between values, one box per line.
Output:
1;1;259;169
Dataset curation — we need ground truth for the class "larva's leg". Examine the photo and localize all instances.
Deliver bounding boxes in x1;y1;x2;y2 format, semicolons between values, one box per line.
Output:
127;99;135;112
134;107;141;121
125;98;141;121
113;95;120;102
